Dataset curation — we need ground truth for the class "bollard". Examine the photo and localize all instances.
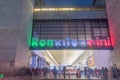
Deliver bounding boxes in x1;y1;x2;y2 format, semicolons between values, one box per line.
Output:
0;74;4;78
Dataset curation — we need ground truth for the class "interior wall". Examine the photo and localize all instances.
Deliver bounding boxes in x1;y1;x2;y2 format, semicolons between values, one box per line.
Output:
94;50;112;69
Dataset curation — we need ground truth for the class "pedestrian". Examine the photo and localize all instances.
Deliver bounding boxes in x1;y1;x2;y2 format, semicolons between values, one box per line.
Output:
86;67;91;80
58;62;62;78
111;66;118;79
101;67;104;80
95;68;98;77
84;67;87;77
52;66;57;79
43;67;48;79
62;66;66;78
104;67;108;80
91;69;94;77
58;69;62;78
101;67;108;80
76;68;81;78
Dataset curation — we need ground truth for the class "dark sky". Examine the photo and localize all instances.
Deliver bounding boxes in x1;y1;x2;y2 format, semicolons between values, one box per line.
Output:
44;0;94;7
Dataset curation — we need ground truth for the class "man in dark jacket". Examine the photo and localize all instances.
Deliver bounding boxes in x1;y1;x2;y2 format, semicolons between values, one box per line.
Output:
52;66;57;79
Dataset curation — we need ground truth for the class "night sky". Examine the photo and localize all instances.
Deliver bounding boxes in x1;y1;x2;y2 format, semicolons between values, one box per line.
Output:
44;0;94;7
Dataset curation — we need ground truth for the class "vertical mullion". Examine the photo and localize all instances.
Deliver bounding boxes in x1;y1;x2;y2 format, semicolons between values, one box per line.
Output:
76;20;79;47
69;19;71;48
91;19;94;39
99;19;102;39
91;19;95;49
46;20;48;40
58;20;60;40
106;19;110;37
56;20;58;39
39;20;41;39
60;20;62;39
83;19;87;48
97;19;102;49
32;20;35;39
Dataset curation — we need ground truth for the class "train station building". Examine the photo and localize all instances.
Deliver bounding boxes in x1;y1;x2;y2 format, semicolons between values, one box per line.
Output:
0;0;120;77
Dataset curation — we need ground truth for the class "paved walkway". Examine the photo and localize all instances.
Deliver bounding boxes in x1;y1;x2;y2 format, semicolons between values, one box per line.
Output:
31;75;119;80
32;76;100;80
0;75;120;80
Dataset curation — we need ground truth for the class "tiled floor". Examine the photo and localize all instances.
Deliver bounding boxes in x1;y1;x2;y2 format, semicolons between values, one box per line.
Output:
32;75;100;80
31;75;120;80
0;75;119;80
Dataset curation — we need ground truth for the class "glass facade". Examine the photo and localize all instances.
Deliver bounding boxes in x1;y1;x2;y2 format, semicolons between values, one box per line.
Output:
31;19;112;49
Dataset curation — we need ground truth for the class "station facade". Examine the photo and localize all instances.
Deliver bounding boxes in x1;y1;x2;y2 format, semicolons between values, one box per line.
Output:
0;0;120;75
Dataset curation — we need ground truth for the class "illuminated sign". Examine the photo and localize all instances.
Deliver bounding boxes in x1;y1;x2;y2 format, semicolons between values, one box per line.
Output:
30;37;112;50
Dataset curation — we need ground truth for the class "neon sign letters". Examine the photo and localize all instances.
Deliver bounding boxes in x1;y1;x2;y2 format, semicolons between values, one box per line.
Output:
31;37;112;49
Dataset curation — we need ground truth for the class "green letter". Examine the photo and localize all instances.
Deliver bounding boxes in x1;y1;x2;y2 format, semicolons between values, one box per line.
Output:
39;40;46;47
31;38;39;47
47;40;54;47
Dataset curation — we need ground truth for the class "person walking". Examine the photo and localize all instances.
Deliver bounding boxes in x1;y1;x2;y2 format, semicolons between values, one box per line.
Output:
101;67;108;80
104;67;108;80
62;66;66;78
84;67;87;77
86;67;91;80
43;67;48;79
52;66;57;79
111;66;118;79
76;68;81;78
58;62;62;78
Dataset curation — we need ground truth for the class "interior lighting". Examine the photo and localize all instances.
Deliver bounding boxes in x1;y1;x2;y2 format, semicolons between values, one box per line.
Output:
34;8;40;11
62;8;70;11
55;8;63;11
69;8;76;11
48;8;56;11
41;8;49;11
34;7;105;12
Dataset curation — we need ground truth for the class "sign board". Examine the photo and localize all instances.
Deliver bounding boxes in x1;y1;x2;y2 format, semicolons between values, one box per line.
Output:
30;37;113;50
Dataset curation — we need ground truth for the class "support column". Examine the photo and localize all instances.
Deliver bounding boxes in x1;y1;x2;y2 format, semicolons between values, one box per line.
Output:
106;0;120;68
0;0;34;76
